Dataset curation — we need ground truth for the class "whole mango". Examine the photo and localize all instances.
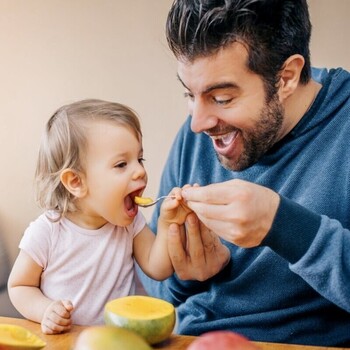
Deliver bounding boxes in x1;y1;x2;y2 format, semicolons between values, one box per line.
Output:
73;325;151;350
187;331;260;350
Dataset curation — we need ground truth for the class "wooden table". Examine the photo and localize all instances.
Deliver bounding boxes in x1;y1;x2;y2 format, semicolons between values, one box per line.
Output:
0;316;348;350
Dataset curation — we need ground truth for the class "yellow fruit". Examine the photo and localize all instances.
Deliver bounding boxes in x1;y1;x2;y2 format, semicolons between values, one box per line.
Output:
0;323;46;349
73;326;151;350
134;196;153;205
104;295;176;345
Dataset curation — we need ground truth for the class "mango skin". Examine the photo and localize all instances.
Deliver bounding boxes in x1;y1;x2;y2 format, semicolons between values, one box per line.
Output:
72;326;152;350
105;310;175;345
187;331;260;350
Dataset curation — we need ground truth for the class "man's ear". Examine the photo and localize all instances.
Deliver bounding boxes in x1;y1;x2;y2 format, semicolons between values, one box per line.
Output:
278;54;305;101
60;169;87;198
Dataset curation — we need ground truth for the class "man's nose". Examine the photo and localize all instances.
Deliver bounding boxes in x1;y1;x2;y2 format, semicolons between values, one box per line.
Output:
190;100;217;133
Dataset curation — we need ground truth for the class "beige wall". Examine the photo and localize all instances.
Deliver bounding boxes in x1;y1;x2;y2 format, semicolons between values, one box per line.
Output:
0;0;349;267
0;0;185;264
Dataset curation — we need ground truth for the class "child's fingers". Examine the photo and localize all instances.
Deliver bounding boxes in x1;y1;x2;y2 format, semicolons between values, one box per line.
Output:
62;299;74;312
41;300;73;334
49;300;72;319
41;318;71;334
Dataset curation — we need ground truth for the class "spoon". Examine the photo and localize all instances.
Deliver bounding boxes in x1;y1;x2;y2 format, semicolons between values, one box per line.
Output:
134;195;175;208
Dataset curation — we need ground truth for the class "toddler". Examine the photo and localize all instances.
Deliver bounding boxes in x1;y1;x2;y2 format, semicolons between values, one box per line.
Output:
8;99;190;334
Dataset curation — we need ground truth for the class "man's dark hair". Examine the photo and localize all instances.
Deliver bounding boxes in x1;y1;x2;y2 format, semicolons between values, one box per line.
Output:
166;0;312;96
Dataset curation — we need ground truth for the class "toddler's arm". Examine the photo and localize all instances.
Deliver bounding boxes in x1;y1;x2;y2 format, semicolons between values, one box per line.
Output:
133;187;192;280
8;250;73;334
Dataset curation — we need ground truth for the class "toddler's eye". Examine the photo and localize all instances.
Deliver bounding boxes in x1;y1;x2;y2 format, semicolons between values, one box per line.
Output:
115;162;127;168
139;157;146;165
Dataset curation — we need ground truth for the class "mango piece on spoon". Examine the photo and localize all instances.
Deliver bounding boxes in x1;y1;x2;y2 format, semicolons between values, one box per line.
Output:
134;196;153;205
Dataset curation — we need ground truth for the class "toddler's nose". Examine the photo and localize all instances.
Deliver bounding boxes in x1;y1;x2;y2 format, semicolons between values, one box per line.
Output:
133;162;147;180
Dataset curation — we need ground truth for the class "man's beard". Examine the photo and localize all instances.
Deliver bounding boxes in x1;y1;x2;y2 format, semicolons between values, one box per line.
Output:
216;94;284;171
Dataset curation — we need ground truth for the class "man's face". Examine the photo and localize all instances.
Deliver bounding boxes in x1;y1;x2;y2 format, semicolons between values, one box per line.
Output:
177;42;284;171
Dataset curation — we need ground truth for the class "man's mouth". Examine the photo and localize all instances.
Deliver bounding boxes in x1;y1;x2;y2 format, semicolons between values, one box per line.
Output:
211;131;237;146
207;131;239;156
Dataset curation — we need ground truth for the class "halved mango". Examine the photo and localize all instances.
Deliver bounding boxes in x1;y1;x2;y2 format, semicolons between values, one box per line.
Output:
0;324;46;349
104;295;176;345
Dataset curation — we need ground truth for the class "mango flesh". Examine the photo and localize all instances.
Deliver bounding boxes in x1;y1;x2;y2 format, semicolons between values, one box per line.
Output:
134;196;153;205
104;295;175;345
0;323;46;349
73;326;151;350
187;331;260;350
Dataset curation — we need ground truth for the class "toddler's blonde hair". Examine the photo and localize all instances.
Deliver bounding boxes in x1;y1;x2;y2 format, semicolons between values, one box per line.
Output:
35;99;142;218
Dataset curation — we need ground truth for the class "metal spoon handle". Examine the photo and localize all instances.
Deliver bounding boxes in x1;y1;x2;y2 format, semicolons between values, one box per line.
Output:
138;195;175;208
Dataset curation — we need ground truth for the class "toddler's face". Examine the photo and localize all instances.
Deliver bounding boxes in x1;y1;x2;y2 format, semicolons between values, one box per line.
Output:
80;120;147;228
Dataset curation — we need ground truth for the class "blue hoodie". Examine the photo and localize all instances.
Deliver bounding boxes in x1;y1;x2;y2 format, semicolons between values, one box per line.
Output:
139;68;350;346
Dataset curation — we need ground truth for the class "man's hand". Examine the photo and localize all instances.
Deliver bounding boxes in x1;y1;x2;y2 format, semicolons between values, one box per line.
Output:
168;213;230;281
182;179;280;247
41;300;73;334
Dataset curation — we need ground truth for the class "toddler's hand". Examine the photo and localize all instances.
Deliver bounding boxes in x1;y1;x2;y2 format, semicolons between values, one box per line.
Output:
41;299;74;334
161;186;192;224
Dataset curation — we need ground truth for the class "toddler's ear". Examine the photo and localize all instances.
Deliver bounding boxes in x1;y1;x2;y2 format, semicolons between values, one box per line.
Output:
60;169;87;198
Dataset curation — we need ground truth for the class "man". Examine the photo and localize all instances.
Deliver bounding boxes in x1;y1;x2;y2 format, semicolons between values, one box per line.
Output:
139;0;350;346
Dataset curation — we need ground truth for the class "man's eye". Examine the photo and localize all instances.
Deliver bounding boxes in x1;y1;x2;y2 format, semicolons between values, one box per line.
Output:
214;97;233;105
184;92;194;100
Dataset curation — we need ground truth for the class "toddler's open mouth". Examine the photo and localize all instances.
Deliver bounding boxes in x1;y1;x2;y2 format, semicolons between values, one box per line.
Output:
124;189;144;217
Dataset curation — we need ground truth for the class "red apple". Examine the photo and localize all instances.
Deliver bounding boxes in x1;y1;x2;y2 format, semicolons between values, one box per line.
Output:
187;331;260;350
